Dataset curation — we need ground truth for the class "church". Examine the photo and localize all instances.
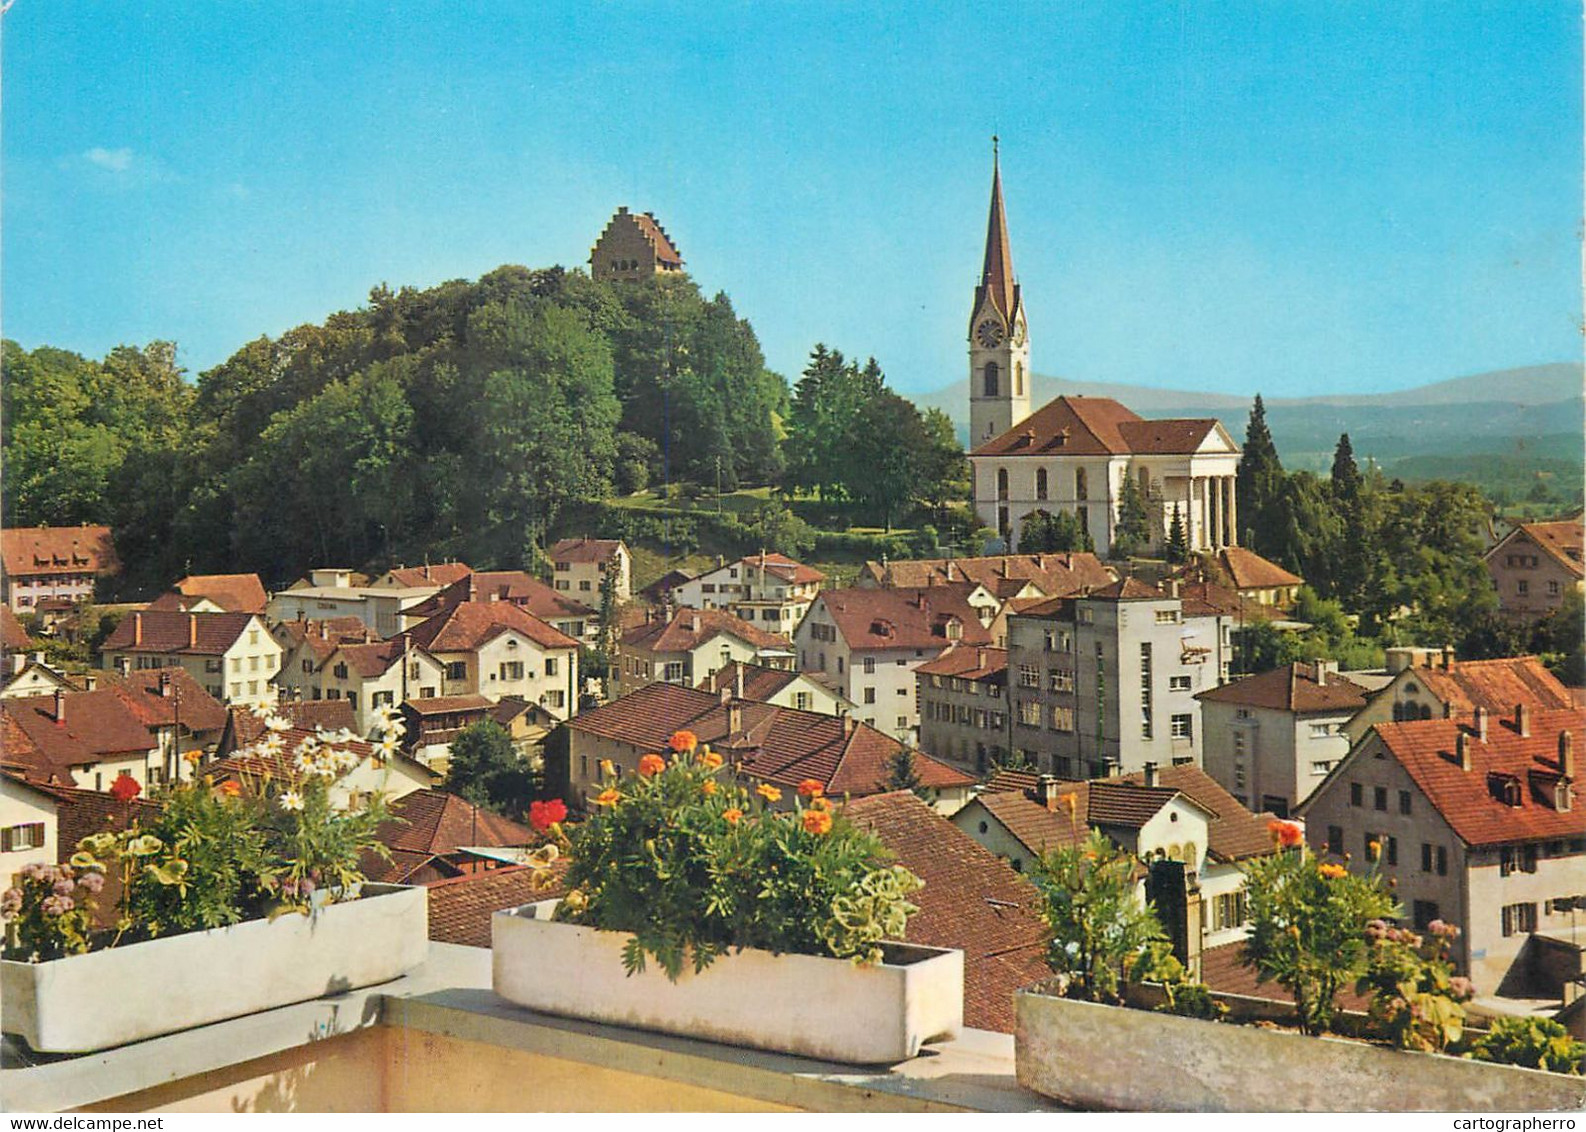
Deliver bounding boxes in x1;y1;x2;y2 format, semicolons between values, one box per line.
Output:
966;146;1242;559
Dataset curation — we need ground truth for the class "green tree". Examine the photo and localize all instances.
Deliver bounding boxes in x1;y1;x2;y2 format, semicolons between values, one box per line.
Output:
1330;433;1362;504
1019;509;1094;553
750;498;817;558
1235;394;1287;556
1165;504;1189;564
1112;474;1151;558
444;721;539;818
882;748;924;795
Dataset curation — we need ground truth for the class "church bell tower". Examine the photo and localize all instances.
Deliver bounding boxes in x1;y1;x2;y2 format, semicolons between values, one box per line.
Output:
968;138;1031;447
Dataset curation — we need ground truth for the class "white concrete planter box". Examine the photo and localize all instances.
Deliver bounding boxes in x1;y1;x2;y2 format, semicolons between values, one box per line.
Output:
1015;989;1586;1112
492;899;963;1064
1;884;427;1054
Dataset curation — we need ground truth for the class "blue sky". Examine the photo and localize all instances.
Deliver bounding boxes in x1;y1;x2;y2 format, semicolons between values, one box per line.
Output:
4;2;1580;397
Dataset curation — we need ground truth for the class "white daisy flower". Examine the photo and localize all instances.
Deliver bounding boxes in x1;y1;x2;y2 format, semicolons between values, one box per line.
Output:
278;790;304;812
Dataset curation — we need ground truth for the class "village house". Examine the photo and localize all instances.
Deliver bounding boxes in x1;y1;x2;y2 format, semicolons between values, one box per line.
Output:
0;771;58;868
858;552;1115;600
364;788;536;885
1002;578;1236;780
399;694;496;773
955;762;1277;957
1197;660;1374;816
794;585;995;743
916;644;1012;776
214;700;359;755
1202;546;1304;611
402;571;597;642
548;537;632;604
301;637;449;734
670;552;826;633
489;695;560;763
1298;705;1584;1000
590;205;684;283
99;610;282;708
406;600;580;718
206;721;437;805
145;573;269;614
367;561;474;592
697;661;851;716
273;617;385;700
267;568;437;639
0;525;120;612
0;688;160;793
1484;517;1584;621
0;656;76;701
1344;654;1577;745
614;607;794;698
563;681;976;814
86;668;229;786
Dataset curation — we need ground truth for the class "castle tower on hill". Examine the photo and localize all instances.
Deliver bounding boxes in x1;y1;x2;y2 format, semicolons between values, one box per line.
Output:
591;206;685;283
968;139;1032;447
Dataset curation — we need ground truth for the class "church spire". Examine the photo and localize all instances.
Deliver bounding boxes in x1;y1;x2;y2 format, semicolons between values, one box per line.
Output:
978;136;1019;324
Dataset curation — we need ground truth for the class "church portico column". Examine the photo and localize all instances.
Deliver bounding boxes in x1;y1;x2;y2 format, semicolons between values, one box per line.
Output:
1208;476;1220;550
1222;476;1234;547
1228;476;1239;546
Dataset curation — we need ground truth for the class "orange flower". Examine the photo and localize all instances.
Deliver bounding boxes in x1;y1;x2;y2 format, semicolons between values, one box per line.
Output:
219;780;242;798
802;809;833;835
595;788;621;807
1267;819;1304;849
669;730;698;753
701;751;723;769
756;783;782;804
638;754;666;777
796;778;824;799
722;808;743;825
702;780;718;796
810;796;832;812
1318;862;1347;879
599;759;616;779
1367;839;1382;861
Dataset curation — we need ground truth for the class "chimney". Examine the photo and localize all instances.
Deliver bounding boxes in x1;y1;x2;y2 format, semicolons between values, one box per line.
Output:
727;701;743;735
52;688;66;724
1560;730;1575;780
133;612;143;647
719;684;731;706
690;614;701;633
1474;706;1489;742
734;664;744;700
1457;730;1472;772
1143;761;1159;787
1037;774;1062;808
188;614;198;648
158;671;172;698
1168;578;1180;599
977;648;986;669
1442;645;1454;670
842;713;855;735
1313;659;1326;688
1516;703;1531;738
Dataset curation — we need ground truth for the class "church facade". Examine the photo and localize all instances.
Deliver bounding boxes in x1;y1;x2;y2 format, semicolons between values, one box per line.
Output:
965;149;1241;558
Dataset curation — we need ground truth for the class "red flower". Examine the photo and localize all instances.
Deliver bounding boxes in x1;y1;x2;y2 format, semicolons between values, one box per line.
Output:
638;754;666;777
1267;819;1303;849
529;798;568;832
668;730;698;754
796;778;825;798
109;773;142;803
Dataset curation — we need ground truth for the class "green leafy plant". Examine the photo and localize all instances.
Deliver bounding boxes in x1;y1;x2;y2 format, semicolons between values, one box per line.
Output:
1357;918;1473;1053
1469;1016;1586;1075
1126;939;1228;1021
1240;822;1399;1035
553;732;922;981
0;862;104;961
1030;826;1166;1004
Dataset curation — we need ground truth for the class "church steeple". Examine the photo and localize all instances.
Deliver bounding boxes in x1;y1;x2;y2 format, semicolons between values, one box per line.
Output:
968;137;1031;449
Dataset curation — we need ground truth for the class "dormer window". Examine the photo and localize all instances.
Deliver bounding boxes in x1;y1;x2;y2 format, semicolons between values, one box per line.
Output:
1489;772;1523;807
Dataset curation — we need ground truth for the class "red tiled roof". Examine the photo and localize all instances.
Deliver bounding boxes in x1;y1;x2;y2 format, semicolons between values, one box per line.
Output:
630;211;682;266
1;713;52;783
639;569;695;601
736;552;825;585
158;573;269;614
570;682;975;797
696;662;805;703
976;152;1019;326
381;562;473;588
1;525;119;579
221;701;359;751
408;572;595;625
205;724;382;784
1116;418;1222;455
915;644;1009;681
1;606;32;652
367;789;536;883
0;691;154;776
330;638;410;679
408;600;579;654
1196;663;1372;715
843;792;1050;1034
976;789;1089;855
1199;939;1371;1012
404;694;494;715
1352;708;1584;847
972;396;1233;460
92;668;229;734
816;586;993;652
1109;764;1278;863
548;537;625;565
100;610;258;656
1217;547;1304;589
53;786;158;861
863;554;1114;597
621;607;792;654
1490;520;1585;579
425;863;568;948
981;768;1043;795
1086;781;1184;827
1409;657;1575;717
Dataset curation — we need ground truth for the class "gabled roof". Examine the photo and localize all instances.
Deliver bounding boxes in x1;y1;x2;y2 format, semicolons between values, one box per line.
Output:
163;573;269;614
815;586;993;652
862;553;1114;598
92;668;229;734
407;571;595;625
404;694;495;715
425;863;568;948
1217;547;1304;589
731;552;825;586
548;537;626;564
221;701;358;751
621;607;792;655
408;601;579;654
631;211;682;266
1086;782;1185;827
971;395;1233;460
697;662;806;703
1108;764;1278;863
1488;519;1585;578
1086;577;1168;602
376;562;474;588
1;525;119;578
327;638;413;679
915;644;1009;681
569;682;974;797
843;791;1049;1034
639;569;695;601
1327;708;1584;847
1197;662;1372;715
974;789;1088;855
1406;657;1575;716
0;691;155;775
1;606;32;652
366;788;536;882
100;610;260;656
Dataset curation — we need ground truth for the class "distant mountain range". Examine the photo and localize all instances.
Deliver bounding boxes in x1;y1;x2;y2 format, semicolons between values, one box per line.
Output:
913;363;1584;476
